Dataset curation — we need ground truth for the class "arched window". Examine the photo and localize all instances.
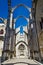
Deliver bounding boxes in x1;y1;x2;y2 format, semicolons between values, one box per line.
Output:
18;44;25;50
13;6;30;18
18;44;25;56
15;17;28;28
0;19;4;23
14;17;28;34
0;29;4;34
40;17;43;30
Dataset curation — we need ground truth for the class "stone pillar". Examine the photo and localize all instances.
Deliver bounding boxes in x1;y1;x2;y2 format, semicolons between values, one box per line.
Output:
10;12;13;28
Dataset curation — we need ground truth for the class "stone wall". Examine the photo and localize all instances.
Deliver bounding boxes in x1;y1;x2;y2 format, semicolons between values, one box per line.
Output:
36;0;43;59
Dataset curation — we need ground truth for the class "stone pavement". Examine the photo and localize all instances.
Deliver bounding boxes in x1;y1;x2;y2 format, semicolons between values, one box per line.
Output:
2;58;43;65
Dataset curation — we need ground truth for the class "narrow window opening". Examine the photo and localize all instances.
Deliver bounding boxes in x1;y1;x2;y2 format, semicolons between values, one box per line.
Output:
40;17;43;29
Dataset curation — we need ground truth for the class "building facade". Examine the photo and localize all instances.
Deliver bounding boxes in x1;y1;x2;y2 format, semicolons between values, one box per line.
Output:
0;0;43;65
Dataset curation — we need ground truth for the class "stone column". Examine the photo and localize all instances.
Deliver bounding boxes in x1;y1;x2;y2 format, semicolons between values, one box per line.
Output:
10;12;13;28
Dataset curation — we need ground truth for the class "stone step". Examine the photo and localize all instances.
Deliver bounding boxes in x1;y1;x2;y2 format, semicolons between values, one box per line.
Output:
2;58;43;65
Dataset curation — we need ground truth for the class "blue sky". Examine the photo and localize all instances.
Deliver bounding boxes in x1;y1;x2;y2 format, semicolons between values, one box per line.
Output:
0;0;32;19
11;0;32;7
0;0;32;34
0;0;8;18
15;17;28;28
13;6;30;18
